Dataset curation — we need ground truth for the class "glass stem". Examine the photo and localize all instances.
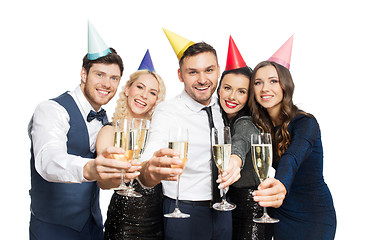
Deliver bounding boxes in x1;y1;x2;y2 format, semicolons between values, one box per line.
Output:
129;179;134;189
222;188;226;202
120;169;125;187
175;175;180;209
128;158;138;190
263;207;267;216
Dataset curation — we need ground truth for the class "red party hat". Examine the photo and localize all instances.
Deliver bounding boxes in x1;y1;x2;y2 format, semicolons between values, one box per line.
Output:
268;34;294;69
225;36;247;71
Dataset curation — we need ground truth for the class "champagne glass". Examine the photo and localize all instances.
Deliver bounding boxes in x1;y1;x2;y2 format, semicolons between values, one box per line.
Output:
251;133;279;223
120;118;150;197
164;127;190;218
211;127;236;211
112;119;134;194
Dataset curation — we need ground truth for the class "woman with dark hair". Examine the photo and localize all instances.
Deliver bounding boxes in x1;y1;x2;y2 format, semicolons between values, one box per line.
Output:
250;60;336;239
217;36;272;240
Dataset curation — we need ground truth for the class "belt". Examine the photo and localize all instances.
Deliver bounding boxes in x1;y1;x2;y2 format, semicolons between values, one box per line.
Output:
166;197;212;207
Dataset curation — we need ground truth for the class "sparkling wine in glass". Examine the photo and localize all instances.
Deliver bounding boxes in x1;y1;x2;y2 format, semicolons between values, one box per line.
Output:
251;133;279;223
211;127;236;211
164;127;190;218
120;118;150;197
112;119;134;194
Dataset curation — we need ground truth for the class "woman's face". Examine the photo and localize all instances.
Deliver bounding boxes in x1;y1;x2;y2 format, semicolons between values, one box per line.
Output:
218;73;249;119
253;65;283;116
125;73;159;118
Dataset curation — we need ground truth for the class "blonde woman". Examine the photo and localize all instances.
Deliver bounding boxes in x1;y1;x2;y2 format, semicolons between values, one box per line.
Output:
96;50;166;239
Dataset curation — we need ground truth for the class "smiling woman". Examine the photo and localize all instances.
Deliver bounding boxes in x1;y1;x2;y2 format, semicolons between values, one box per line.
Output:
124;72;159;118
218;73;249;119
94;51;167;239
216;36;272;239
253;64;284;126
249;60;336;240
112;69;165;122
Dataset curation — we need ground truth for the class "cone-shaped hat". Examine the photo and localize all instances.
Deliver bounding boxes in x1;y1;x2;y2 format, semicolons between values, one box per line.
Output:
225;36;247;71
163;28;195;60
268;34;294;69
138;49;155;72
87;21;111;60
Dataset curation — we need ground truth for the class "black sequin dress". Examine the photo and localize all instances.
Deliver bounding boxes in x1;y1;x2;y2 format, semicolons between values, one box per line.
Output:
229;116;273;240
229;187;273;240
104;180;164;240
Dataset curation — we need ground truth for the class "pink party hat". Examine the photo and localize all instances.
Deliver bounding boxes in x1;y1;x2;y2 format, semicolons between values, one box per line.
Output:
268;35;294;69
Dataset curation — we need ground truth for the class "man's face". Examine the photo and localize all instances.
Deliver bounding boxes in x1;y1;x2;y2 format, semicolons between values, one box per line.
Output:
80;63;121;111
178;52;220;105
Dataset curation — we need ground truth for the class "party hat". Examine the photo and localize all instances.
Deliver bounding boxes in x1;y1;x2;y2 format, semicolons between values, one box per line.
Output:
163;28;195;60
225;35;247;71
268;34;294;69
138;49;155;72
87;21;111;60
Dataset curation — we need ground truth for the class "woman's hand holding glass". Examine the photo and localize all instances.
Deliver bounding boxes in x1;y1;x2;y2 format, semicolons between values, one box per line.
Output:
252;178;286;208
251;133;280;223
111;118;142;196
211;127;237;211
216;154;242;189
118;118;151;197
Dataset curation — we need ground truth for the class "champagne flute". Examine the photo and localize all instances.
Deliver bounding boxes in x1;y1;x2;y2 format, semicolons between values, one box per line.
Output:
211;127;236;211
251;133;279;223
164;127;190;218
112;119;134;194
120;118;150;197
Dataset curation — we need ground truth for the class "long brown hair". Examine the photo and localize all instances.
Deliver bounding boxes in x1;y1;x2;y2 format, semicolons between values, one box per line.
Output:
249;61;298;159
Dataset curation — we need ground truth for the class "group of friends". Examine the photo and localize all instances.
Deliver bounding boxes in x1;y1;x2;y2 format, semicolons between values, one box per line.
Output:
28;22;337;240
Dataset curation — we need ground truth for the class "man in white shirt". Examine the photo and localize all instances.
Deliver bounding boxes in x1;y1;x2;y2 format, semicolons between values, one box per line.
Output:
29;47;139;240
139;42;242;240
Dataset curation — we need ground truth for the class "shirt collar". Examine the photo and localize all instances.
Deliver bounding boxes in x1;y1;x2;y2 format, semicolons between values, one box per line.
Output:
72;85;102;117
180;90;218;113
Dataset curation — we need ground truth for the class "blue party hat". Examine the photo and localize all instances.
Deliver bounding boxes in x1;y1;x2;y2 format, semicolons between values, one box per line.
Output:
138;49;155;72
87;21;111;60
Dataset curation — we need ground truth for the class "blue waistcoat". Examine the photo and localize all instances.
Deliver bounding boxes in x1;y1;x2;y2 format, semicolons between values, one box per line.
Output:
29;92;103;232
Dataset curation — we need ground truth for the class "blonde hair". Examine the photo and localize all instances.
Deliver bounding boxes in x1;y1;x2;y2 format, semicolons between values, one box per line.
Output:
112;69;166;123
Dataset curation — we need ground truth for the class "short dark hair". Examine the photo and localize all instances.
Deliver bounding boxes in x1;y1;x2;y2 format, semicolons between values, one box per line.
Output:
179;42;218;68
82;47;124;76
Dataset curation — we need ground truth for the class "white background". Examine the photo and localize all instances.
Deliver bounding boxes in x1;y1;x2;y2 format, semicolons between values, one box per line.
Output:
1;0;375;239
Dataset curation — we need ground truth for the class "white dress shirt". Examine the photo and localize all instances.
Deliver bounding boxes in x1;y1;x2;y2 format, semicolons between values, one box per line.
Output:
28;86;104;183
141;90;224;201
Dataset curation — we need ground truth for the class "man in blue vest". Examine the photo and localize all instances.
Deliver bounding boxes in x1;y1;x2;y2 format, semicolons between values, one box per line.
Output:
28;23;136;240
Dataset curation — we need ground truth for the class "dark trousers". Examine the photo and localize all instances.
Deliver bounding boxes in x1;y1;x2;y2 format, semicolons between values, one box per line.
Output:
29;214;104;240
163;197;232;240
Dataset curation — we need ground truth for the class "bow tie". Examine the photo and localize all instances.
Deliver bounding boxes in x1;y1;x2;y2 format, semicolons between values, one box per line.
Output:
87;109;107;124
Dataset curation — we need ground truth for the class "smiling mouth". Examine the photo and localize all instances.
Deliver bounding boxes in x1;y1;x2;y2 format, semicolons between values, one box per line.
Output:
97;89;110;96
134;99;147;107
225;100;238;108
195;85;210;92
261;95;273;100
